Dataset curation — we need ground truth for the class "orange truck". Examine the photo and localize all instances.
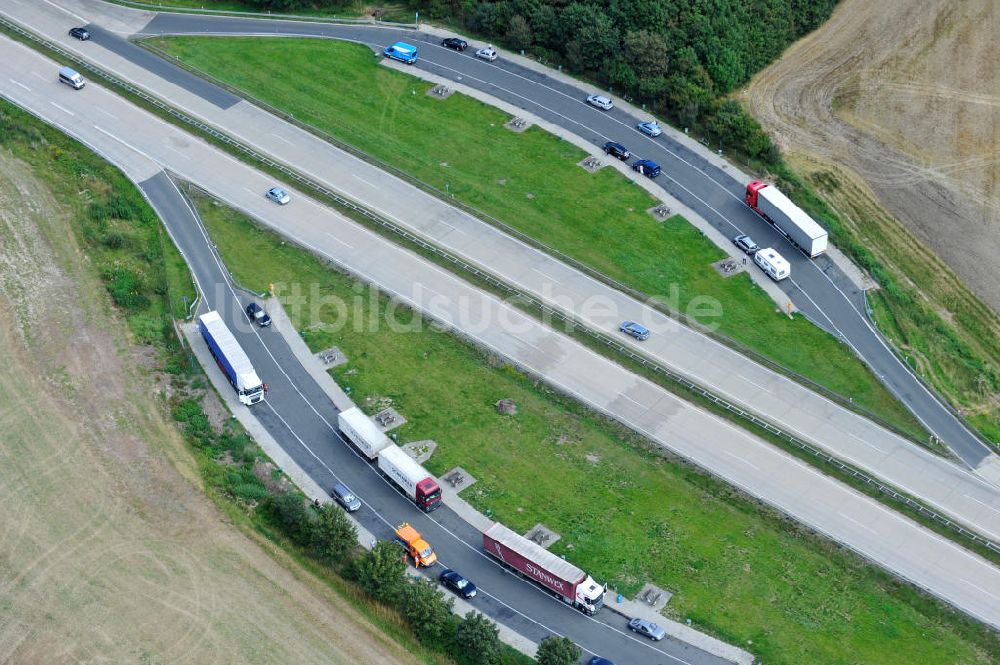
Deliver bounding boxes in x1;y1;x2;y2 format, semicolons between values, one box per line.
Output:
394;522;437;567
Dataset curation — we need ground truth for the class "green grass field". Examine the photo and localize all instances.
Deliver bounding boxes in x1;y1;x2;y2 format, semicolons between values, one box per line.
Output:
196;191;999;665
151;36;928;443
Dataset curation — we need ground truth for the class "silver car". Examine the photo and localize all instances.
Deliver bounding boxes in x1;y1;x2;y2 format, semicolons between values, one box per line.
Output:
265;186;290;205
475;46;498;61
586;94;614;111
637;120;662;137
627;617;666;641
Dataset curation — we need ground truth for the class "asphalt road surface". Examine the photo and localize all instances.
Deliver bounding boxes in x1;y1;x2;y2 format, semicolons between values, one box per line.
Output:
140;172;729;665
7;0;1000;543
2;21;999;638
131;12;997;469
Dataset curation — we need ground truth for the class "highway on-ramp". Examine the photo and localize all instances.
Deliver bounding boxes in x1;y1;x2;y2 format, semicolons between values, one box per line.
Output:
2;30;999;635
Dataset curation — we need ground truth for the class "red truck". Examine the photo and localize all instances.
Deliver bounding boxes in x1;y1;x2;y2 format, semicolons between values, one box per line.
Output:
482;522;606;615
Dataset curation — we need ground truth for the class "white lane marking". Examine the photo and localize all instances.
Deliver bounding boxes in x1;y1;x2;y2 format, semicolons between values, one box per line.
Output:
962;579;1000;603
92;125;160;165
30;71;48;83
49;101;75;116
163;143;191;160
8;78;31;92
40;0;87;22
242;186;259;197
95;106;118;120
838;512;878;535
965;495;1000;518
736;375;771;393
723;450;760;471
847;430;888;454
271;132;296;146
324;231;353;249
351;173;378;187
532;266;562;284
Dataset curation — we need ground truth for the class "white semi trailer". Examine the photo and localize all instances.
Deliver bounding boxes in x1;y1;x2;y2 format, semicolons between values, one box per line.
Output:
746;180;828;257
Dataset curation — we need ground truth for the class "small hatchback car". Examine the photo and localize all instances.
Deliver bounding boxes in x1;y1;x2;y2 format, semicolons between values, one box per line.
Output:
619;321;650;341
265;186;290;205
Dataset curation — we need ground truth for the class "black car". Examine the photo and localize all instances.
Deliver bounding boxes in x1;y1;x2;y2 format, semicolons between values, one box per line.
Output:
69;27;91;41
439;568;477;599
246;302;272;327
441;37;469;51
602;141;631;161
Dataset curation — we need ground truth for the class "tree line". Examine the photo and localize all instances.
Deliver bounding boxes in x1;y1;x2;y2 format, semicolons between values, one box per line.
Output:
237;0;838;164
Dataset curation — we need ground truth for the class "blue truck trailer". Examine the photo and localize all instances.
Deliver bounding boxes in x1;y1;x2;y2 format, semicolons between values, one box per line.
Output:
198;310;265;405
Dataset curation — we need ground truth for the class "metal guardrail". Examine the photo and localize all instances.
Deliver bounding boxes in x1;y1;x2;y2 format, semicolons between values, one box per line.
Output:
4;15;998;557
105;0;417;28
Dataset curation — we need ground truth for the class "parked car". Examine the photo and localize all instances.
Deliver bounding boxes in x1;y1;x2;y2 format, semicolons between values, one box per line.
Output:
636;120;662;137
475;46;498;61
439;569;478;599
602;141;631;161
265;186;290;205
441;37;468;51
245;302;272;327
383;41;418;64
586;94;614;111
733;233;760;255
330;482;362;512
588;658;616;665
632;159;661;178
627;617;666;641
69;27;91;41
619;321;650;341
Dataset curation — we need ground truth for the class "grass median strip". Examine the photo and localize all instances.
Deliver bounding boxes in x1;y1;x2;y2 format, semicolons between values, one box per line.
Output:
196;190;1000;665
151;35;927;443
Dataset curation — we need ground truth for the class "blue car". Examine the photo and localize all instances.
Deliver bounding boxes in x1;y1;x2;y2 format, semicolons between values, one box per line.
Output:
619;321;650;341
383;42;418;64
632;159;661;178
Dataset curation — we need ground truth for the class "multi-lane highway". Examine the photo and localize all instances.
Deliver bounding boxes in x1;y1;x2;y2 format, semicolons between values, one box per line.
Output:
5;0;997;544
3;24;1000;641
120;9;999;471
141;172;732;665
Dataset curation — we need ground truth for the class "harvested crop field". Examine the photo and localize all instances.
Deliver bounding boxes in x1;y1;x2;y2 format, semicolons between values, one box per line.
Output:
744;0;1000;315
0;150;413;664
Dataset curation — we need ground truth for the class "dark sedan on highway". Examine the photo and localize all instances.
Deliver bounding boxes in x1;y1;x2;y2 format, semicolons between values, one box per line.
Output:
439;568;477;599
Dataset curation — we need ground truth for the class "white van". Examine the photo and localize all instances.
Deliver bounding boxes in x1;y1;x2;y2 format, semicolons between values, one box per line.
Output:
58;66;85;90
754;247;790;281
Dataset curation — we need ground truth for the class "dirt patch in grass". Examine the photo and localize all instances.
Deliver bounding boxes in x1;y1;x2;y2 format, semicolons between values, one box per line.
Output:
0;151;415;664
